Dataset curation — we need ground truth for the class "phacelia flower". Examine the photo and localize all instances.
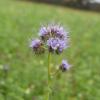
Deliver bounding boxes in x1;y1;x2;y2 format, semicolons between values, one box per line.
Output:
39;24;68;41
30;23;69;55
59;60;71;72
47;38;67;54
30;39;45;54
39;27;49;41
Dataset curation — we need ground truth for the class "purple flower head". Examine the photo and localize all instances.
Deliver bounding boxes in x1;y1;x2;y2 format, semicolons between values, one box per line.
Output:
56;40;67;54
39;27;47;36
39;27;49;41
60;60;71;72
53;25;67;39
30;39;41;48
39;24;68;41
47;38;67;54
30;39;45;54
47;38;59;50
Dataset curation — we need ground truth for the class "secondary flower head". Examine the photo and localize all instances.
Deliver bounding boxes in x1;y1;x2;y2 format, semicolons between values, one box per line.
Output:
47;38;67;54
39;24;68;41
30;39;45;54
30;39;41;48
59;60;71;72
39;27;49;41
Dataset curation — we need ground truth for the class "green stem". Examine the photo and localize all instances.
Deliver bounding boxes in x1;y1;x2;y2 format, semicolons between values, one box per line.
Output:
46;52;51;100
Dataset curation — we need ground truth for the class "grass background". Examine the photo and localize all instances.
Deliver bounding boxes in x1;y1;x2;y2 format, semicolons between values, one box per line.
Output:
0;0;100;100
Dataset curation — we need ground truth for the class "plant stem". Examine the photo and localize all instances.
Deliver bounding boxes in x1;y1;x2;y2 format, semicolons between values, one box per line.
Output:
46;52;51;100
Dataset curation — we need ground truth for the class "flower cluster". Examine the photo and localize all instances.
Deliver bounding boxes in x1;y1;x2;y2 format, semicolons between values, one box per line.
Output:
30;24;70;72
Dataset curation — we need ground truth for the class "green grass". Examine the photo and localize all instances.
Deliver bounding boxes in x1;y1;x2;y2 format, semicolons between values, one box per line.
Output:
0;0;100;100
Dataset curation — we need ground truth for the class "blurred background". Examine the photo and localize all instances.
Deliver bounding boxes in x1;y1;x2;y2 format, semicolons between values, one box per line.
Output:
0;0;100;100
32;0;100;11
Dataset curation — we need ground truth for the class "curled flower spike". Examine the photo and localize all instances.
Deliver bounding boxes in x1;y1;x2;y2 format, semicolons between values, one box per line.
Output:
30;39;45;54
59;60;71;72
47;38;67;54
